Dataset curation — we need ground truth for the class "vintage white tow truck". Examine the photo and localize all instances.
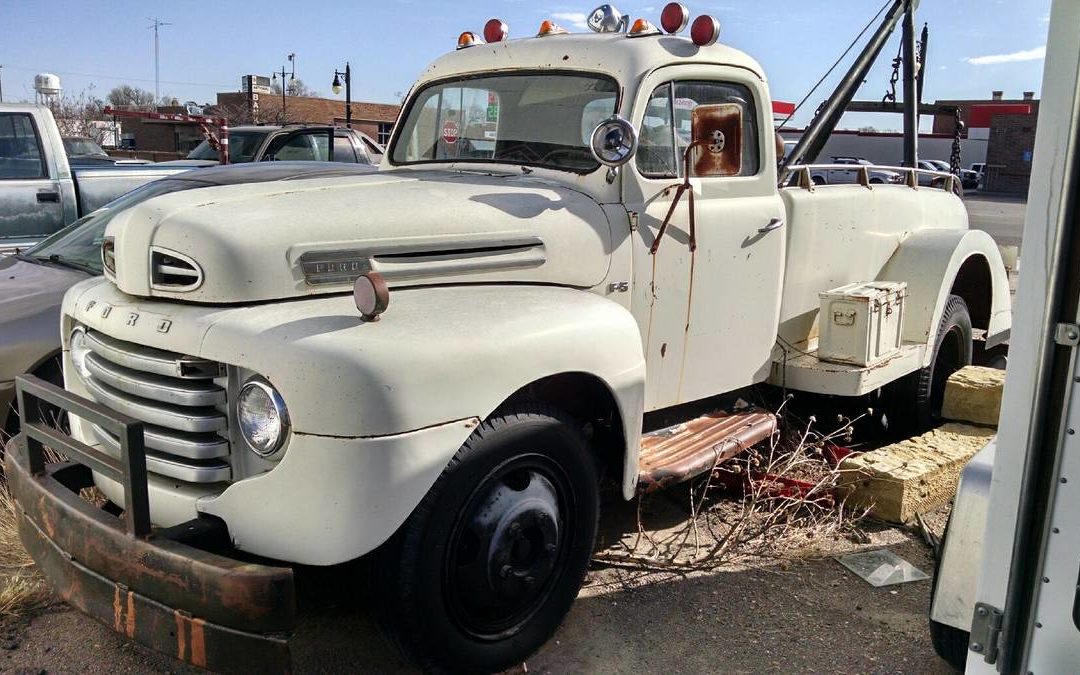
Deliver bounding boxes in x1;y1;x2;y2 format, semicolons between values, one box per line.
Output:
7;2;1010;672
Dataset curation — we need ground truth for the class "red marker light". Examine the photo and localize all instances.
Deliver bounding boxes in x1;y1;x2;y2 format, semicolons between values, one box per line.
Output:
484;18;509;43
660;3;689;34
690;15;720;46
457;31;483;49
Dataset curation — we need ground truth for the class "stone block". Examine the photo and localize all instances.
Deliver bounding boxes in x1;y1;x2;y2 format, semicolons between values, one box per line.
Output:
839;423;995;523
941;366;1006;427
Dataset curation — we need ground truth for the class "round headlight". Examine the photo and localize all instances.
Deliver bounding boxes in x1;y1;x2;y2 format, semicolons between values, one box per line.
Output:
69;327;92;381
237;380;290;457
589;115;638;167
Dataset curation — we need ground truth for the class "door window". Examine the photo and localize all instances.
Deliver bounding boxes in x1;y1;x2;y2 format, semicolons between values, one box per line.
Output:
636;81;760;179
0;113;46;179
269;132;330;161
332;136;359;163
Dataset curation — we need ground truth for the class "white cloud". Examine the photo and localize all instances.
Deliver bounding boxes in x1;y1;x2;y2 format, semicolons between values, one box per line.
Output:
551;12;589;30
965;45;1046;65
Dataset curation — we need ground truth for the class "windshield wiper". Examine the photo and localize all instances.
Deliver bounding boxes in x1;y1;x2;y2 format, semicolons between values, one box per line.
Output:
40;254;96;275
13;252;42;265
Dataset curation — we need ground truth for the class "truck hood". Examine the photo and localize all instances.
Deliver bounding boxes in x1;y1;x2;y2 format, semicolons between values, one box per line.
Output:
106;170;614;303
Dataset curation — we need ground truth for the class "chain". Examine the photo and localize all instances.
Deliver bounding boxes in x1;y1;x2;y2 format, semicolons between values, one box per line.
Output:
882;42;903;104
950;107;963;175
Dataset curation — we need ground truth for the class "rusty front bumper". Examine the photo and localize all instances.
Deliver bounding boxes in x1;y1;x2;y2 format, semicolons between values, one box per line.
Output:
6;375;296;673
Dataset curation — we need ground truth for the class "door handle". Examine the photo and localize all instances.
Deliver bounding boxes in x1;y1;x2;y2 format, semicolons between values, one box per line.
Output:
36;191;59;203
758;217;784;233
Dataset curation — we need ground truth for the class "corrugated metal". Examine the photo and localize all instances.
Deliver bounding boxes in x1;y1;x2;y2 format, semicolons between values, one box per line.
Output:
637;410;777;494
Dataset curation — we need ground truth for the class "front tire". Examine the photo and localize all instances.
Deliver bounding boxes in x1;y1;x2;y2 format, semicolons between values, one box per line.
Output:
373;404;600;673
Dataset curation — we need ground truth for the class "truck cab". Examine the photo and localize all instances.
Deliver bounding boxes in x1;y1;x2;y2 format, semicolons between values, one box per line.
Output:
7;5;1011;674
0;104;185;252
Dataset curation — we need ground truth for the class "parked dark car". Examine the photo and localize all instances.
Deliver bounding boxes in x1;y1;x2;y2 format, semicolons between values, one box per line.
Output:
0;161;377;439
161;124;384;167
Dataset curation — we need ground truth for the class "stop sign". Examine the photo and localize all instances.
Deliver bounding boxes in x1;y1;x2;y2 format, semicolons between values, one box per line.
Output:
441;120;459;144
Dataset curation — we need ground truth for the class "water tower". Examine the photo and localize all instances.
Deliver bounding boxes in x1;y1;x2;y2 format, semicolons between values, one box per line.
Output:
34;73;61;105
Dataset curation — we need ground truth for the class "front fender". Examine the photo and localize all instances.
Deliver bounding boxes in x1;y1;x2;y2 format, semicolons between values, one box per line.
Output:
878;229;1011;365
202;284;647;490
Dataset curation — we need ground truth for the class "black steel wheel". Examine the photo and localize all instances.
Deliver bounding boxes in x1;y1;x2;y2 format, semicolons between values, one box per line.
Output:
373;404;600;673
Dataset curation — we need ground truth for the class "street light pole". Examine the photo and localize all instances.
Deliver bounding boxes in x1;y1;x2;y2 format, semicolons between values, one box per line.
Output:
271;54;296;123
332;62;352;128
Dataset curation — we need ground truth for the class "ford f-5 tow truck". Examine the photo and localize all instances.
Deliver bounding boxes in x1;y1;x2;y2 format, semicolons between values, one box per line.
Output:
7;2;1010;673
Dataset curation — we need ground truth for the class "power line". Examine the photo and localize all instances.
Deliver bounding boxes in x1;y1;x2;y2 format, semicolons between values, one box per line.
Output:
0;64;234;90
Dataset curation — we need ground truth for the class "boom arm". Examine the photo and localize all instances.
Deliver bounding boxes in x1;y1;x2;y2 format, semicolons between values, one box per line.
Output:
778;0;920;181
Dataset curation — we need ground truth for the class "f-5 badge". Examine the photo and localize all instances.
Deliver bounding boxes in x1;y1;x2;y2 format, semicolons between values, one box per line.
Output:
157;319;172;334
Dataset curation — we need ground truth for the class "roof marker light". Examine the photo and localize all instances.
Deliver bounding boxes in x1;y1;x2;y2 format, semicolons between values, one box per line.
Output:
690;15;720;46
537;20;568;36
484;18;509;43
660;3;689;34
628;18;661;36
457;31;484;49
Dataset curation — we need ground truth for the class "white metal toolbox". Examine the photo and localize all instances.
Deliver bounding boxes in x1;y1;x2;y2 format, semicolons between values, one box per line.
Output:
818;282;907;367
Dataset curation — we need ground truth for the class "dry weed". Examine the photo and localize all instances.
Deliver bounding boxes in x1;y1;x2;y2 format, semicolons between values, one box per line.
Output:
595;398;874;573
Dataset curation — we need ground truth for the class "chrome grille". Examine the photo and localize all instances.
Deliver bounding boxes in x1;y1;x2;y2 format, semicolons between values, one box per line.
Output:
77;328;231;483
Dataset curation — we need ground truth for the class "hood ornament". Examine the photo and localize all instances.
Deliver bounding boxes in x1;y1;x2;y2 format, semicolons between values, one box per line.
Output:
587;4;629;33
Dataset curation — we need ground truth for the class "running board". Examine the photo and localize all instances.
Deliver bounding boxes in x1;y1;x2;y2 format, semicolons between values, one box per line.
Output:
636;410;778;494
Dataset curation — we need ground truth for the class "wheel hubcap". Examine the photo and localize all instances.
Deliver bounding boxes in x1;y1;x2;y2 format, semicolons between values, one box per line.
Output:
446;459;569;639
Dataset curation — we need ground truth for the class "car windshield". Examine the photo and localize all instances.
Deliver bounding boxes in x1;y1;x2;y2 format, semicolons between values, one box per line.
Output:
187;130;269;162
24;178;213;274
63;138;107;157
391;72;619;173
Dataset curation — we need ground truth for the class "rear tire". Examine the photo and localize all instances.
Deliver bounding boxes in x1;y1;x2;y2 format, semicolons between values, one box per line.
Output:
883;294;972;435
373;404;600;673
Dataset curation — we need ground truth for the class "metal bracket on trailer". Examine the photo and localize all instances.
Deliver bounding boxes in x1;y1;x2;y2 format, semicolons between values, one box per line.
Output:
969;602;1004;664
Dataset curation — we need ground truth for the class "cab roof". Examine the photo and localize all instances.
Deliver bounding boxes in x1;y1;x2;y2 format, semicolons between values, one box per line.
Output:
418;31;766;85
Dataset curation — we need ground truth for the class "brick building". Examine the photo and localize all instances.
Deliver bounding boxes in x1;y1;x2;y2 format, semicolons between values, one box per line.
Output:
111;95;400;157
214;92;400;147
932;91;1039;194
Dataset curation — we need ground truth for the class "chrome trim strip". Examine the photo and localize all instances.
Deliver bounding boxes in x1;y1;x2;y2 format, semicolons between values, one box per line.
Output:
85;352;225;407
81;376;226;434
92;425;230;483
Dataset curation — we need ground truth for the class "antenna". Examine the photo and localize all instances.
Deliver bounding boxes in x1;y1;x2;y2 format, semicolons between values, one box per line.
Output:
148;17;173;103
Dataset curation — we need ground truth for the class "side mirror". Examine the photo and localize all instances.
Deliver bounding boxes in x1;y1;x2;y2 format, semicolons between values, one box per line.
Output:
589;115;638;174
688;103;743;177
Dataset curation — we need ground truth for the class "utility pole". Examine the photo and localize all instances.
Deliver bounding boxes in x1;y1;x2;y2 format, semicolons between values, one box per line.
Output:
272;54;296;124
0;64;4;103
148;18;172;103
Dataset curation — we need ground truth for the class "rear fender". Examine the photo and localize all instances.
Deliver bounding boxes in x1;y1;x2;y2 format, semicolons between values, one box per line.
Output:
878;229;1011;365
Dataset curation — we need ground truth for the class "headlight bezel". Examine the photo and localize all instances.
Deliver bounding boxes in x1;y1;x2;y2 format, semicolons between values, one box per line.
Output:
69;326;93;381
236;378;291;458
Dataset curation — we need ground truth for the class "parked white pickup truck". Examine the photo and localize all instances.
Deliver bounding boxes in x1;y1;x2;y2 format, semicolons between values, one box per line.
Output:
7;4;1011;674
0;104;186;252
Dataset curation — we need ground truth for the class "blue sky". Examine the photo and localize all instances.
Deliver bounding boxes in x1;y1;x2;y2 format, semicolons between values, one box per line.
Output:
3;0;1051;130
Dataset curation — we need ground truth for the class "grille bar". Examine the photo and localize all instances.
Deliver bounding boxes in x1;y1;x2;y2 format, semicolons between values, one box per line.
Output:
91;425;230;483
84;331;222;380
85;352;225;407
82;376;226;434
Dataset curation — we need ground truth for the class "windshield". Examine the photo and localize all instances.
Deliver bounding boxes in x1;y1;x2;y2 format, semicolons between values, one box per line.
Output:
392;72;618;173
63;138;107;157
24;178;213;274
187;130;269;162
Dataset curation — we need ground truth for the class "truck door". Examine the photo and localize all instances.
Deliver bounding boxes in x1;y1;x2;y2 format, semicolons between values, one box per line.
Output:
0;111;64;243
625;73;786;410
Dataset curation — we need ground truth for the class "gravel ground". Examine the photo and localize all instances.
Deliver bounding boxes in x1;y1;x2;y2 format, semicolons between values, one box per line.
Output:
0;487;955;674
